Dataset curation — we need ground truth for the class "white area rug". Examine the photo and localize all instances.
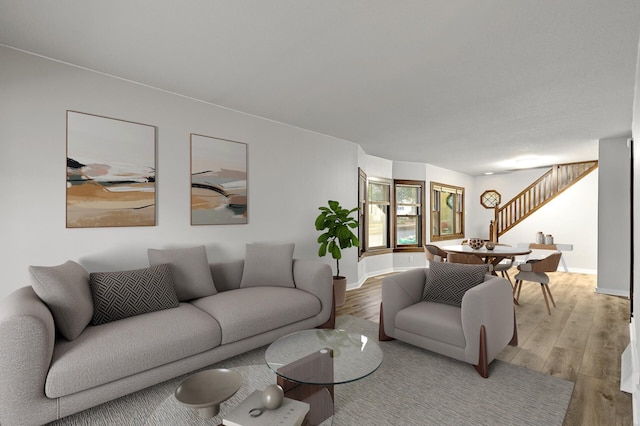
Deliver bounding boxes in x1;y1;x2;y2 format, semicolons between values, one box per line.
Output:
49;315;574;425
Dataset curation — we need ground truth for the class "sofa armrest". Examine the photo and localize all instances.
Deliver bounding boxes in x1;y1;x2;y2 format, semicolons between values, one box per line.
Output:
461;276;514;364
380;268;427;338
0;286;58;425
293;260;333;326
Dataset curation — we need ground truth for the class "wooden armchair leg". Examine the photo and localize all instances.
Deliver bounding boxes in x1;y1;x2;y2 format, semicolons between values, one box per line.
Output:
473;325;489;378
509;311;518;346
378;303;395;341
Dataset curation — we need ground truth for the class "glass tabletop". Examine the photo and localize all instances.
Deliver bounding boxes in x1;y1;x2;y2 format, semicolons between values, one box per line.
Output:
265;329;383;385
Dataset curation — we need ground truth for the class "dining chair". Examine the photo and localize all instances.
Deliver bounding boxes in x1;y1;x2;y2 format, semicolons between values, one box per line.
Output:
447;253;493;272
491;244;515;285
423;244;448;263
513;252;562;315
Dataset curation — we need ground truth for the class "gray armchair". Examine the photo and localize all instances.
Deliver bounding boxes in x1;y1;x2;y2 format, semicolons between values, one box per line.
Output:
378;266;517;378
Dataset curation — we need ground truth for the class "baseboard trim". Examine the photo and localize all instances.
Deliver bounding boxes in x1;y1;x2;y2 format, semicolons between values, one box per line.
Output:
348;266;420;291
595;287;630;298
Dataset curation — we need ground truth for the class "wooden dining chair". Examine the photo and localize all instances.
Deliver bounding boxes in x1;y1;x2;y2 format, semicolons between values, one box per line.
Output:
447;253;493;272
513;252;562;315
491;244;515;285
423;244;448;263
423;244;449;262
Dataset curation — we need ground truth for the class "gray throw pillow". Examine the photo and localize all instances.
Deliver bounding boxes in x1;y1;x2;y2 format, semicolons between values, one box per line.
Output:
148;245;216;301
422;262;487;307
29;260;93;341
90;264;179;326
240;243;295;288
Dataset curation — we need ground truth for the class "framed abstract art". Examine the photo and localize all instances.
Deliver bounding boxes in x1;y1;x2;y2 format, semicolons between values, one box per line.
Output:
191;134;248;225
66;111;156;228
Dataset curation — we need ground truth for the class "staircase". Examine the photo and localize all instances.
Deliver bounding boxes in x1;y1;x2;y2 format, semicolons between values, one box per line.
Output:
492;161;598;240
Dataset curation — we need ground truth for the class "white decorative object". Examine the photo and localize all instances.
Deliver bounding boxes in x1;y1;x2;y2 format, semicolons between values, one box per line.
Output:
544;234;554;245
223;390;309;426
262;384;284;409
536;232;544;244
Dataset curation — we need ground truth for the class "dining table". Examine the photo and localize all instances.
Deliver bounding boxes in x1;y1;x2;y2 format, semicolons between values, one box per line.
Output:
441;244;532;269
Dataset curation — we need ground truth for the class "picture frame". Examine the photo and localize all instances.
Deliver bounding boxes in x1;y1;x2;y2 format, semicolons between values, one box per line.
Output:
66;111;156;228
191;134;248;225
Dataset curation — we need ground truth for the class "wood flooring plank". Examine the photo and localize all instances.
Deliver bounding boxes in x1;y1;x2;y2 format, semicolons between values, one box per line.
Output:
542;346;583;382
555;310;593;352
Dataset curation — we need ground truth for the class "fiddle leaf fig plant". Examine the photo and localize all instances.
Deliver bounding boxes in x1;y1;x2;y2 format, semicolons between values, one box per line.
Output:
315;200;359;278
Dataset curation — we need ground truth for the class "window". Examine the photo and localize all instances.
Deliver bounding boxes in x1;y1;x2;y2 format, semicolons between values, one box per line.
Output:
430;181;464;241
394;180;425;249
367;178;392;251
358;168;367;258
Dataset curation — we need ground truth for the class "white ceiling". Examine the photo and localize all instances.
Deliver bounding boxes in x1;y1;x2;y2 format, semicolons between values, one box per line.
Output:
1;1;639;175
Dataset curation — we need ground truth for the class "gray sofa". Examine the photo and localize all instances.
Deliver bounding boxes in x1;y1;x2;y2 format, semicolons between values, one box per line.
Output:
0;252;333;426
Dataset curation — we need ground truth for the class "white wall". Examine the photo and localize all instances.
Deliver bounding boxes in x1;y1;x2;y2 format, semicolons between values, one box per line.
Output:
598;136;631;296
0;45;606;303
0;46;360;300
625;31;640;420
471;168;599;275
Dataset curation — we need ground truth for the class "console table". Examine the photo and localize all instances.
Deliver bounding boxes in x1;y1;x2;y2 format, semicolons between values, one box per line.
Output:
517;243;573;272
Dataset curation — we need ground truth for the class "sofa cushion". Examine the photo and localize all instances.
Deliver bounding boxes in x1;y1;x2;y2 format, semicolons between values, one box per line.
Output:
240;243;295;288
89;264;179;326
45;303;221;398
148;245;216;300
422;261;487;307
191;287;320;344
29;260;93;341
396;301;466;347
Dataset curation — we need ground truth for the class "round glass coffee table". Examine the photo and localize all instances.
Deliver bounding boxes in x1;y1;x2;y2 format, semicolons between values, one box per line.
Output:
265;329;383;425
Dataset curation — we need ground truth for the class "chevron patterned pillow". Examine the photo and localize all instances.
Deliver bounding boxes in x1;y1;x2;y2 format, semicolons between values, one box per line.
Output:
90;264;179;326
422;262;487;307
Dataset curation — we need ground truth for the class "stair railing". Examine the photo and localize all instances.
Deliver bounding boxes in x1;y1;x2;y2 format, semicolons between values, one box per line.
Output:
494;161;598;239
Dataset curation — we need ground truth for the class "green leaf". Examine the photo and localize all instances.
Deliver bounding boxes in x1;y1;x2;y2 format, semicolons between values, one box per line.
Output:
317;233;329;243
318;242;327;257
331;244;342;259
328;200;340;211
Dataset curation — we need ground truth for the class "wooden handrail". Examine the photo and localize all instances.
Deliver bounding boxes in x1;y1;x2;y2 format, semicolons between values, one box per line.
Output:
494;161;598;239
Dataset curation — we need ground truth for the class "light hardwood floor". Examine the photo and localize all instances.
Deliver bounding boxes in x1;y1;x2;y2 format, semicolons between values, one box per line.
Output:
336;269;632;425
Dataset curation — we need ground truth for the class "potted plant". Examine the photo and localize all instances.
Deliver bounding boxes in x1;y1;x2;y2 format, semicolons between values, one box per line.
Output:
315;200;359;306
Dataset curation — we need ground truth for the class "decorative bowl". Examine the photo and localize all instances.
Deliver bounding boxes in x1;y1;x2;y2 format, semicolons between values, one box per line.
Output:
485;241;496;250
468;238;484;250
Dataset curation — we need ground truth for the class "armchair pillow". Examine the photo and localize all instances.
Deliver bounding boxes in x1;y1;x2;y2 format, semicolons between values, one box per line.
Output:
422;261;487;307
90;264;179;326
240;243;295;288
148;245;216;301
29;260;93;341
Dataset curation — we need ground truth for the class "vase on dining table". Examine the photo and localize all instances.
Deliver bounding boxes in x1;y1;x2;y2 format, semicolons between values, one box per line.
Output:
468;238;484;250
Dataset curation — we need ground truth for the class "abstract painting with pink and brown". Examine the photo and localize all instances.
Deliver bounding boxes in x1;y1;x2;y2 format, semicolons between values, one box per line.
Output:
66;111;156;228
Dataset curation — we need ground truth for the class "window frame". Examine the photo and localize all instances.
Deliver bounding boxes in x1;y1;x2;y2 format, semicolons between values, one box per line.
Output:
358;168;367;259
365;176;393;255
393;179;426;252
430;181;465;242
